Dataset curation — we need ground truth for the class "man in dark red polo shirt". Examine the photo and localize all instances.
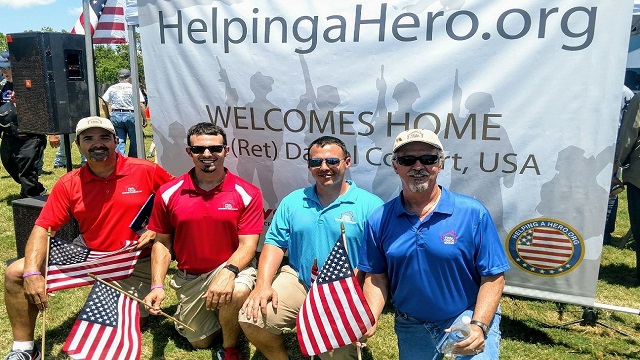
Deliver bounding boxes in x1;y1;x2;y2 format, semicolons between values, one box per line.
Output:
3;116;173;360
144;122;263;360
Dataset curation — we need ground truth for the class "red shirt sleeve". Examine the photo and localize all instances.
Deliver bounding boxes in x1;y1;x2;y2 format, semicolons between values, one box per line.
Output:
237;187;264;235
152;164;174;191
147;185;174;235
35;176;72;232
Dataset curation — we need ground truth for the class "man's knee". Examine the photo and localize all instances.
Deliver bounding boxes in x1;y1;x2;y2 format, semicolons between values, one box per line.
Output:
5;258;25;285
190;335;214;349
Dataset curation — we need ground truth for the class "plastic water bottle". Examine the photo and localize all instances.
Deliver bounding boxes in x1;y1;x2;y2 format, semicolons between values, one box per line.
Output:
437;315;472;358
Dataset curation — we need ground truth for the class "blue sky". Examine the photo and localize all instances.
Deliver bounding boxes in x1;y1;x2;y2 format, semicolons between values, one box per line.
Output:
0;1;81;34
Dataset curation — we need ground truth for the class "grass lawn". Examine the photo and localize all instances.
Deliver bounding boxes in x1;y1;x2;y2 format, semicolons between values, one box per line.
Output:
0;123;639;359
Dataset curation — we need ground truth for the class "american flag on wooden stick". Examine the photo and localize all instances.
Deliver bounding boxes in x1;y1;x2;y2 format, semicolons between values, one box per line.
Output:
71;0;127;44
63;281;141;360
296;238;375;356
46;237;141;292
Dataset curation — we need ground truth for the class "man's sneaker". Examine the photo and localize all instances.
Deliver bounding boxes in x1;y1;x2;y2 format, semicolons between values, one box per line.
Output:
3;347;41;360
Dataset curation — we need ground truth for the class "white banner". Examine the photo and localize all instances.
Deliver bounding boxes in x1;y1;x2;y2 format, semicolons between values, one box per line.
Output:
137;0;633;306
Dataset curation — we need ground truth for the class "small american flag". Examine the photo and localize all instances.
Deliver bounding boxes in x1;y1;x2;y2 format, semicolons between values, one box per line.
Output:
47;238;140;292
296;239;375;356
63;281;141;360
71;0;127;44
517;227;573;269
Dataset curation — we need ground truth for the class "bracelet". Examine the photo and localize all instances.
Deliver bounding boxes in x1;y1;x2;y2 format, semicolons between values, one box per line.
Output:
150;285;164;290
470;320;489;337
22;271;42;278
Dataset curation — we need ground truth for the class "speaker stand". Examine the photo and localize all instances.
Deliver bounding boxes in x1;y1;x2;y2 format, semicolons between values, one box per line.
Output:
63;133;73;172
548;305;631;336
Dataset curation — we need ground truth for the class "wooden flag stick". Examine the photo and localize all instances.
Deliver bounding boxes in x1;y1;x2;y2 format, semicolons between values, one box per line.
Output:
87;273;195;332
340;222;347;255
41;227;52;360
341;223;363;360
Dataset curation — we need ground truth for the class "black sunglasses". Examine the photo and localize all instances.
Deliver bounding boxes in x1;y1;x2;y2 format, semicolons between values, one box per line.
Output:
189;145;225;154
308;157;342;168
396;154;440;166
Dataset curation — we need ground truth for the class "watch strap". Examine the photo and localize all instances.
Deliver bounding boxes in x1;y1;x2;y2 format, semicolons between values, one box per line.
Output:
470;320;489;336
223;264;239;276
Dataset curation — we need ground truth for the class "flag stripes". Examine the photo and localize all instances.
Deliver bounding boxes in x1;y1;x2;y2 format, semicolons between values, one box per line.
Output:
63;281;141;360
517;227;573;268
296;239;375;356
46;238;140;292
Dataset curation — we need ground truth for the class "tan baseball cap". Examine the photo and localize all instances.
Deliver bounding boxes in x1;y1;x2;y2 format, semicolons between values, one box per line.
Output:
393;129;444;153
75;116;116;136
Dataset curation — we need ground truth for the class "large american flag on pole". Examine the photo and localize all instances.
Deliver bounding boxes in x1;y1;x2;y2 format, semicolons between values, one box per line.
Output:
296;238;375;356
46;238;141;292
70;0;127;44
516;227;574;269
63;281;141;360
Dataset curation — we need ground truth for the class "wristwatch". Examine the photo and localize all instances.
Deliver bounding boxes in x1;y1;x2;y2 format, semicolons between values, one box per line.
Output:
223;264;239;276
470;320;489;337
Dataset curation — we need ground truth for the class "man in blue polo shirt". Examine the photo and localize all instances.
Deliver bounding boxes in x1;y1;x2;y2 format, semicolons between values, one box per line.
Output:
358;129;509;360
239;136;383;360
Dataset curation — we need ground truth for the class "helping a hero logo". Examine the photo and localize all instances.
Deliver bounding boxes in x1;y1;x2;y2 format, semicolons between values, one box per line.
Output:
506;218;584;277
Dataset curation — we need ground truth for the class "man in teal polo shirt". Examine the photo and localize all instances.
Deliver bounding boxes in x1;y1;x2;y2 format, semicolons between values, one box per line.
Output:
239;136;383;360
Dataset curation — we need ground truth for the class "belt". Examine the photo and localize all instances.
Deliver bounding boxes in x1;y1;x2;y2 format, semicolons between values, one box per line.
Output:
112;109;134;112
180;269;203;279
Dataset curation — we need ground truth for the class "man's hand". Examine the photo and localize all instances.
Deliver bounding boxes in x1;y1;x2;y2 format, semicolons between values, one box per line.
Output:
355;322;377;347
241;285;278;322
48;134;60;148
449;324;486;356
133;230;156;251
203;270;236;310
23;274;49;311
143;288;165;315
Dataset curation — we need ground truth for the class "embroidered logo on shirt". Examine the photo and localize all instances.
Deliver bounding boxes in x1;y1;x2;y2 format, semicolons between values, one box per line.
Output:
218;203;238;211
335;211;356;224
441;231;458;245
121;186;142;195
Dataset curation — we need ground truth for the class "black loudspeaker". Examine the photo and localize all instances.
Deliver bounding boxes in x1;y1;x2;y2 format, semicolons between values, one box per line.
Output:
12;196;79;259
7;32;90;135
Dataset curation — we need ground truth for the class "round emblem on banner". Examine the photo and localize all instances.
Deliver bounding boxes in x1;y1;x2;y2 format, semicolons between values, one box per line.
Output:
506;218;584;277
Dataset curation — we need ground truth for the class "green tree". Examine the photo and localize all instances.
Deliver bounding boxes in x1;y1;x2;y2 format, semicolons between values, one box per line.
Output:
0;33;7;53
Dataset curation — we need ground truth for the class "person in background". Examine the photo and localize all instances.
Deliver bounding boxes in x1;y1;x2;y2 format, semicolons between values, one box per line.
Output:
0;51;47;198
358;129;509;359
239;136;383;360
615;91;640;280
101;69;146;158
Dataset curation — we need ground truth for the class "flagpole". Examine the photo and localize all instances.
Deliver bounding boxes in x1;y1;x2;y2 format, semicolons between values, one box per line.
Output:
340;222;363;360
41;227;52;360
87;273;195;332
82;0;98;116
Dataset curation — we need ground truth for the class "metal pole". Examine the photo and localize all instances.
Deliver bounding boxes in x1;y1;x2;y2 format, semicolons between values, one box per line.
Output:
592;302;640;315
83;0;97;116
128;25;145;157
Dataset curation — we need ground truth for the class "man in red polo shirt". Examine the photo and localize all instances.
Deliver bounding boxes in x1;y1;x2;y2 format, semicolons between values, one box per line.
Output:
144;122;263;360
3;116;173;360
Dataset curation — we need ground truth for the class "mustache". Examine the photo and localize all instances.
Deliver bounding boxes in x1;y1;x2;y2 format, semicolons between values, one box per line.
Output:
408;169;429;176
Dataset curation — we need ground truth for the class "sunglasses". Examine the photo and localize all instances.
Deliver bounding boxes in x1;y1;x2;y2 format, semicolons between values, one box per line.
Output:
189;145;225;154
308;157;342;168
396;154;440;166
